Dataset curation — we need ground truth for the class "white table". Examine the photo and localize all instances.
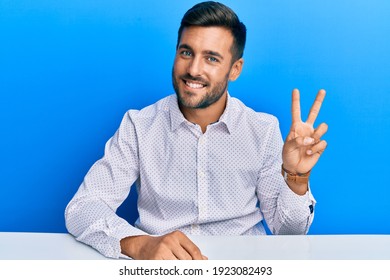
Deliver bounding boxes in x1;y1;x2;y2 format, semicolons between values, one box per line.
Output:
1;232;389;260
190;234;390;260
0;232;106;260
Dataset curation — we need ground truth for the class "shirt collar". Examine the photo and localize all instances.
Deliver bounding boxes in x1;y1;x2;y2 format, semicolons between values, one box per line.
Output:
169;93;235;134
169;95;187;132
218;92;234;134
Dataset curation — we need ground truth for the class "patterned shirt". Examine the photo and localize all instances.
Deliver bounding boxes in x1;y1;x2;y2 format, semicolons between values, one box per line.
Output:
65;94;316;258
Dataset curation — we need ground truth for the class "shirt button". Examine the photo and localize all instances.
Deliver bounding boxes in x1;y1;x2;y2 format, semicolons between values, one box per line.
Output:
199;171;205;177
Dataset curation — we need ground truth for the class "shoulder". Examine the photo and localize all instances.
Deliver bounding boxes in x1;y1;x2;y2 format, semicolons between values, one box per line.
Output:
230;96;279;128
124;95;174;122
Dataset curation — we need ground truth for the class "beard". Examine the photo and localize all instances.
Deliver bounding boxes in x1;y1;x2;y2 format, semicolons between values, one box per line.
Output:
172;68;229;109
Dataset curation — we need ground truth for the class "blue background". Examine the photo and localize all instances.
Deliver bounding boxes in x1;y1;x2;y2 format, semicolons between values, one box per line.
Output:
1;0;389;234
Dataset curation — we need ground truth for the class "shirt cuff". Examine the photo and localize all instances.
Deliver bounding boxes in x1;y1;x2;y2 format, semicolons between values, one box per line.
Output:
279;181;316;214
109;220;149;259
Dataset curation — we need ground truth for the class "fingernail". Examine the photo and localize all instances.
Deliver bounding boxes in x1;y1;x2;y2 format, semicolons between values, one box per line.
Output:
304;137;314;145
307;150;313;155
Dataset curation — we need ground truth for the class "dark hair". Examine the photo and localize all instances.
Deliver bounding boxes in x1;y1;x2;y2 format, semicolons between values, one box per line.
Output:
177;1;246;62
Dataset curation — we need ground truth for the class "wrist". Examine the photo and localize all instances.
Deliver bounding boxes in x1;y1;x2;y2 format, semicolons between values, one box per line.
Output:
281;165;310;195
120;235;150;259
281;165;310;183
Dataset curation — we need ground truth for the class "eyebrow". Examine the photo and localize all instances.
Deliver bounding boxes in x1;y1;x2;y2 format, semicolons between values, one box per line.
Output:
178;44;224;60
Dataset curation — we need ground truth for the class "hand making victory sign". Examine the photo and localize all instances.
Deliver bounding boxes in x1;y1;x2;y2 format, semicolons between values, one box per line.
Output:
282;89;328;195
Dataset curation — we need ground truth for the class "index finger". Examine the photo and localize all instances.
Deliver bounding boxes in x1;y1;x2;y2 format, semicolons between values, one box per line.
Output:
179;234;204;260
291;88;301;123
306;89;326;125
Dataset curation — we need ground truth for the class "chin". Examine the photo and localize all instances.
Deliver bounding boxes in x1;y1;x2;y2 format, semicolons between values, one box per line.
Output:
178;95;201;109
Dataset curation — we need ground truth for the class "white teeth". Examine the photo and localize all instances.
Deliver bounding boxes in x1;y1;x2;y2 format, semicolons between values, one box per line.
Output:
186;81;204;89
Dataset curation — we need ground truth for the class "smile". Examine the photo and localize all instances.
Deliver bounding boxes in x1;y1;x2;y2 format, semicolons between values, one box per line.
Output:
184;80;206;89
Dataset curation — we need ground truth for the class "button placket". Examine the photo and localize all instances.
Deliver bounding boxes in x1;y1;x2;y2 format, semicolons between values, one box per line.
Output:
197;134;208;222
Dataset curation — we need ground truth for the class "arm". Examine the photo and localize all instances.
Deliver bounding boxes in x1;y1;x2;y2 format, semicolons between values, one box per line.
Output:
257;116;316;234
257;89;327;234
65;110;206;259
65;111;146;258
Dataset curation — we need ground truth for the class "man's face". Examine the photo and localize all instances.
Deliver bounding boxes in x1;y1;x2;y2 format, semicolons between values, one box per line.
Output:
172;26;242;109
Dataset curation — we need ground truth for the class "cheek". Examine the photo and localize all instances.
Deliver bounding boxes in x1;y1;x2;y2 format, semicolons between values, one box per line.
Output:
210;68;230;82
173;58;187;73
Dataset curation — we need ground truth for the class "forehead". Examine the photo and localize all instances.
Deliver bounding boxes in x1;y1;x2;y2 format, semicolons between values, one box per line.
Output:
178;26;234;55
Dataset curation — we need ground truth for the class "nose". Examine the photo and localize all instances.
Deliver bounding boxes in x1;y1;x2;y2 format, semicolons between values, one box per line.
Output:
187;56;203;77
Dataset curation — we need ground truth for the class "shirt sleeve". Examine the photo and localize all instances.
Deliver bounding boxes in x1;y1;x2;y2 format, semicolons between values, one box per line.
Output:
256;117;316;235
65;111;147;258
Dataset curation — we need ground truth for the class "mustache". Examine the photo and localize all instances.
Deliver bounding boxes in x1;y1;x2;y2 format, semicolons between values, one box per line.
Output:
180;74;208;85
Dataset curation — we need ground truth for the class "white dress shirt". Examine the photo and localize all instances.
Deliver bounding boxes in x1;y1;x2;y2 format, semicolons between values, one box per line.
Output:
65;94;316;258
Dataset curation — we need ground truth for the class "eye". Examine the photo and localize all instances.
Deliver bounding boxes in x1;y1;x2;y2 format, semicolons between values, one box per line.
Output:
180;50;192;57
207;56;219;63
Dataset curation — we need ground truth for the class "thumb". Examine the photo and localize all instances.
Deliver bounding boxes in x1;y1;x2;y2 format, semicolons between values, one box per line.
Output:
285;136;315;151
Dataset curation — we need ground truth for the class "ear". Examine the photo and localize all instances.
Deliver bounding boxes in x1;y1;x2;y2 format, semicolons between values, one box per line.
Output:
229;58;244;81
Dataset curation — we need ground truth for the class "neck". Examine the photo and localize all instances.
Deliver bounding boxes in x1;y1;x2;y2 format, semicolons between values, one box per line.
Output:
180;93;227;133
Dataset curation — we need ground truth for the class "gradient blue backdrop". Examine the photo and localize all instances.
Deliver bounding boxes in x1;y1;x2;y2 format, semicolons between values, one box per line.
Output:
1;0;389;234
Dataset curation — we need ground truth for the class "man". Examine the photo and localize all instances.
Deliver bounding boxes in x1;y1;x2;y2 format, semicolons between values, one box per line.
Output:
65;1;327;260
